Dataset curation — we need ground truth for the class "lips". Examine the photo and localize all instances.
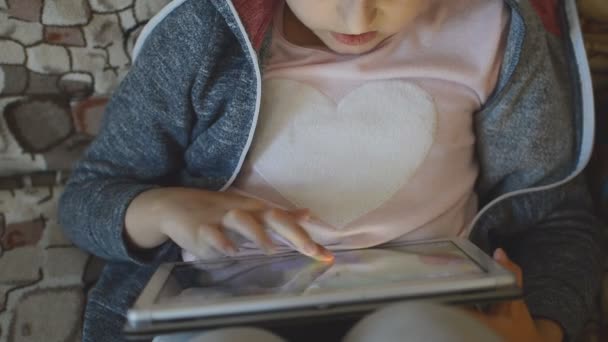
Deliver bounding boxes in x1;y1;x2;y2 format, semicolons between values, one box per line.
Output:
331;31;378;46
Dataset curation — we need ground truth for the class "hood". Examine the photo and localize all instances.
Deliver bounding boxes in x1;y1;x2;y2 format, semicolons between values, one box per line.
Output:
232;0;280;49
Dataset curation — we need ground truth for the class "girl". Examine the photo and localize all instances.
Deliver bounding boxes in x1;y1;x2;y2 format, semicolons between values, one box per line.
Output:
59;0;603;341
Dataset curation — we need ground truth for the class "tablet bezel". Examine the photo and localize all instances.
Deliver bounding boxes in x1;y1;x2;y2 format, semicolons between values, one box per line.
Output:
127;238;515;326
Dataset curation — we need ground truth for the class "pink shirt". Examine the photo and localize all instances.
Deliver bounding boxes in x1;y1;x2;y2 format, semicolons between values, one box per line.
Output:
186;0;509;260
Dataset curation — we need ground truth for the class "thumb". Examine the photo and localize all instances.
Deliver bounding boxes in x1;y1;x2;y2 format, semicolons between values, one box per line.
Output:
494;248;523;288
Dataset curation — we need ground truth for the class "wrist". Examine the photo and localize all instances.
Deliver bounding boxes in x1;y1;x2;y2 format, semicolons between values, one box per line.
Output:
125;188;171;249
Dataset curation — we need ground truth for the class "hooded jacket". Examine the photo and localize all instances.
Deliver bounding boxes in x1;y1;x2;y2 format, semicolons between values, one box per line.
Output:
59;0;604;340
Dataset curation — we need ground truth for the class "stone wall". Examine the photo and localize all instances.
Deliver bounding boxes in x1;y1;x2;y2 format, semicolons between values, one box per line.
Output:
0;1;170;341
0;0;171;175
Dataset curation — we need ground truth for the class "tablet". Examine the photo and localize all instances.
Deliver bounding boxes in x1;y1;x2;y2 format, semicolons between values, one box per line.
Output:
126;239;519;337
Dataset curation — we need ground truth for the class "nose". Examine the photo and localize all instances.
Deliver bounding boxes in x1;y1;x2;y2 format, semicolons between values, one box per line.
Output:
339;0;377;33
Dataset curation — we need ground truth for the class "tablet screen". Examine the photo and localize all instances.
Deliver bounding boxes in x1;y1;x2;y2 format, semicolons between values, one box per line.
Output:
155;241;483;305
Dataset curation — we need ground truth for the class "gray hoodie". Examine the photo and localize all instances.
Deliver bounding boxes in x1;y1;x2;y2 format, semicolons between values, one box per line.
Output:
58;0;604;341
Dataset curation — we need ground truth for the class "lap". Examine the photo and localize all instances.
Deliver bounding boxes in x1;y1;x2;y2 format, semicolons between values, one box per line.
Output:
154;302;501;342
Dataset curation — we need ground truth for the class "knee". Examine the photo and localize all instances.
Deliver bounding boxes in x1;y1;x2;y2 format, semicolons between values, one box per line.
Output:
188;327;286;342
344;302;501;342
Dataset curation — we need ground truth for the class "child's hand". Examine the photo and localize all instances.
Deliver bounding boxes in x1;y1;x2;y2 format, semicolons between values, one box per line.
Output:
465;249;564;342
125;188;333;261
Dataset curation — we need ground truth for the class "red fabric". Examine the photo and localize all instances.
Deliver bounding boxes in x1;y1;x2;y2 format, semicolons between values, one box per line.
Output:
529;0;562;36
232;0;280;50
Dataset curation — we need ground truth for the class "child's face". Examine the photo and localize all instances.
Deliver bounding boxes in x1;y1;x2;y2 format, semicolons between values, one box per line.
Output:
285;0;429;54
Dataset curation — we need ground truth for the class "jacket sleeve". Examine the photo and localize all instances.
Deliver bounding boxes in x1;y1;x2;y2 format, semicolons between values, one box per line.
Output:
499;176;604;341
473;2;605;339
58;4;214;264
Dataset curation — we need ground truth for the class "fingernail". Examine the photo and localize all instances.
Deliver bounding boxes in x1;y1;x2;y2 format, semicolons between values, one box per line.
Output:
493;248;505;260
305;244;334;262
318;247;334;262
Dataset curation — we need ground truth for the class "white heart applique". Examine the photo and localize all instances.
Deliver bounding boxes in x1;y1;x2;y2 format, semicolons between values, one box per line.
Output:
250;79;438;228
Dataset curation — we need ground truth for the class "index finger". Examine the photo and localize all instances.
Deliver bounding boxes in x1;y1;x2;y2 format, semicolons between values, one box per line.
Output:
262;209;334;262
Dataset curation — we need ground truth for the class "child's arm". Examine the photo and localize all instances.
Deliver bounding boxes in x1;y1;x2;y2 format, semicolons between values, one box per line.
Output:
469;3;606;338
477;110;603;340
472;6;605;336
57;21;198;263
56;4;326;264
58;27;331;265
123;187;332;261
496;176;603;341
61;114;330;262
